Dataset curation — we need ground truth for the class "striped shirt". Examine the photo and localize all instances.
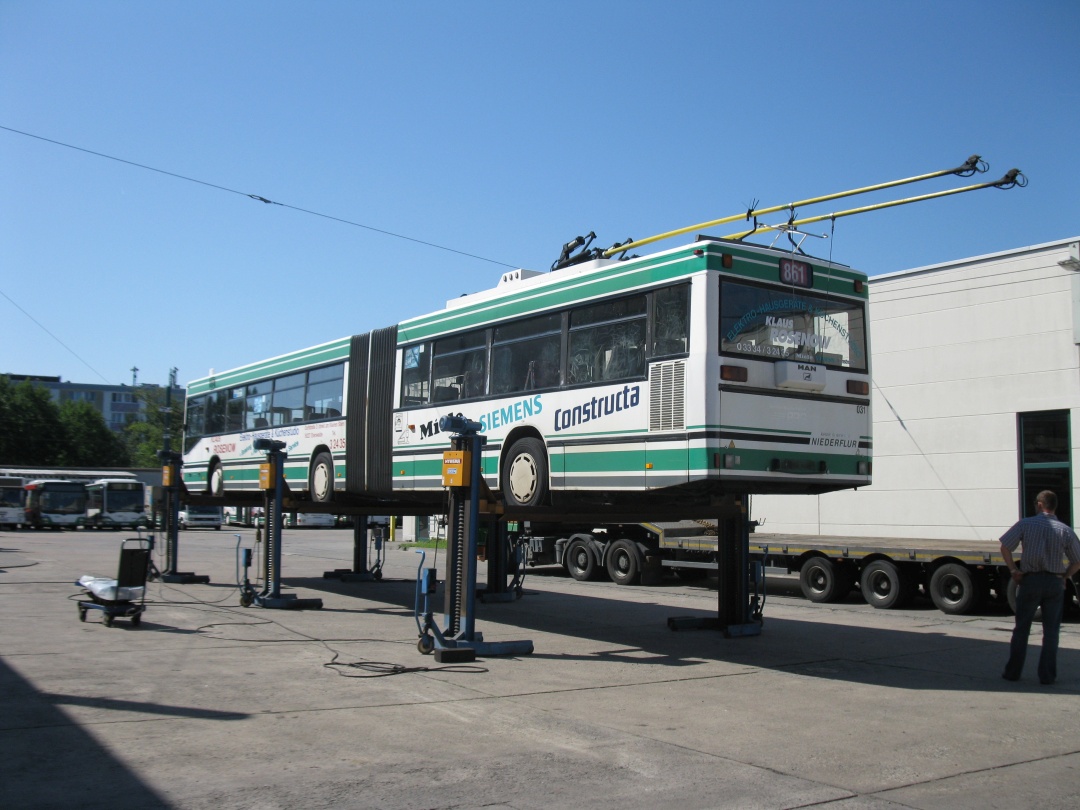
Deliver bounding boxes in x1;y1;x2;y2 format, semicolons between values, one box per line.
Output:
1000;512;1080;574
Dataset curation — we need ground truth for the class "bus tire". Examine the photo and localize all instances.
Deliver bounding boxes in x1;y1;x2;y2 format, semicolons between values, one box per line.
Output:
501;437;548;508
309;452;335;503
799;556;850;603
208;461;224;497
929;563;982;614
606;539;643;586
565;538;597;581
860;560;914;609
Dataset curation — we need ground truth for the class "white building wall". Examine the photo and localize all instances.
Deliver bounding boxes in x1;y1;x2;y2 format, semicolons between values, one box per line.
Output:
753;237;1080;541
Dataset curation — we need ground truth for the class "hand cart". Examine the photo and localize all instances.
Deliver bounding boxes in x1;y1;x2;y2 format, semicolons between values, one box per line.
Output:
75;537;151;627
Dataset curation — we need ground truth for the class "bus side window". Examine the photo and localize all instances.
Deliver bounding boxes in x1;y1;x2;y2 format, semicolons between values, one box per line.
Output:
306;364;344;421
206;390;225;434
569;293;647;384
245;383;270;431
492;313;561;394
226;388;245;432
431;331;486;402
652;285;690;357
185;396;206;439
401;344;431;406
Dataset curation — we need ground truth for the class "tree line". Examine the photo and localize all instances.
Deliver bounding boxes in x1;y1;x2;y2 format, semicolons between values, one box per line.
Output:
0;376;184;468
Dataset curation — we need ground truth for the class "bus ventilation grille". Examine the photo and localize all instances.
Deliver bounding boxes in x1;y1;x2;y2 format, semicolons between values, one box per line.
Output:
649;360;685;431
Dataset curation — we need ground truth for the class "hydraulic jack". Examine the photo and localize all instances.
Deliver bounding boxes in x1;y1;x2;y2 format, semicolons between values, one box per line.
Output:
246;438;322;610
667;498;763;636
157;450;210;584
414;416;533;662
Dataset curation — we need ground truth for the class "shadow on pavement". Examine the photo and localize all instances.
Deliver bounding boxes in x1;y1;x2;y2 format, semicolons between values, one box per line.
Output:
286;573;1079;693
0;657;175;809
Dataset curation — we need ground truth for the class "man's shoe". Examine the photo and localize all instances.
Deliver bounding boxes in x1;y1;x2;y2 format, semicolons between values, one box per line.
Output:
1002;672;1020;682
1040;678;1054;685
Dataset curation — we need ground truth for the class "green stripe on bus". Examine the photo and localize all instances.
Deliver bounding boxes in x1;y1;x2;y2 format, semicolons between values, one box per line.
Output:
399;252;703;343
714;446;870;475
187;338;351;395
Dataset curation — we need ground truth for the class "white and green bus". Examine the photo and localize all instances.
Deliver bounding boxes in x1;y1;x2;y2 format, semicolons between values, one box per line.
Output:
0;477;25;528
84;478;148;530
182;236;870;518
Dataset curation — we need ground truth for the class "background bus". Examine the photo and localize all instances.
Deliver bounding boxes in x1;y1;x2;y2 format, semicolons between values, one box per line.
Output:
178;505;223;530
24;480;88;529
182;236;870;519
286;512;336;528
0;468;138;483
84;479;148;530
0;477;25;528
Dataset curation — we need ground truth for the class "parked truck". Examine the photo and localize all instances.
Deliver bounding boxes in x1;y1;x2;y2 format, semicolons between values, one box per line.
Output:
522;519;1078;616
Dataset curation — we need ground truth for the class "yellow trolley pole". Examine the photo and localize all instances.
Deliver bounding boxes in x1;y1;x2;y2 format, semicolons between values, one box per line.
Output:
722;169;1026;240
601;154;989;258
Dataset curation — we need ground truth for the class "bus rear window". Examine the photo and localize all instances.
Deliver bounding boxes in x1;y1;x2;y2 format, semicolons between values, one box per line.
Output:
720;280;867;370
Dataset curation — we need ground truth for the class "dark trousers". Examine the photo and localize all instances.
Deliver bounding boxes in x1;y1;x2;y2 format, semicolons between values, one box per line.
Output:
1004;572;1066;683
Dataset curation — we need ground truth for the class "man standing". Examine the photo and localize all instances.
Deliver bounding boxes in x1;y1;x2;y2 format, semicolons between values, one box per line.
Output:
1000;490;1080;685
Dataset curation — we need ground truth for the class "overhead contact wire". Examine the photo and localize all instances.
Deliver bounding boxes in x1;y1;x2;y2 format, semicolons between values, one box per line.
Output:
0;124;518;269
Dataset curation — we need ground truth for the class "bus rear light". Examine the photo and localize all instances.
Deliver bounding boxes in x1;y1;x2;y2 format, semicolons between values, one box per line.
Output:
847;380;869;395
722;253;733;268
854;280;865;293
714;453;741;469
693;249;704;257
858;461;872;476
721;365;748;382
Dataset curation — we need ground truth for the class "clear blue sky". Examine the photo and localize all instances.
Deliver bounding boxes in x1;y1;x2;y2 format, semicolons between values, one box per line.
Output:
2;0;1077;390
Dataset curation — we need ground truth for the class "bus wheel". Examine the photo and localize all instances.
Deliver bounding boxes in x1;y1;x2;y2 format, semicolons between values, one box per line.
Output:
860;560;915;609
208;461;224;497
565;539;597;581
606;539;642;586
929;563;983;614
309;452;335;503
501;438;548;508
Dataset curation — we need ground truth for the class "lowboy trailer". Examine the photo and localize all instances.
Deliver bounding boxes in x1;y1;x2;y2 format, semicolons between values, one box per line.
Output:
523;520;1078;616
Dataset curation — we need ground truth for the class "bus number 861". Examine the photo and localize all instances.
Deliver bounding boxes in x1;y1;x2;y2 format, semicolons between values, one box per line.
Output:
779;258;813;288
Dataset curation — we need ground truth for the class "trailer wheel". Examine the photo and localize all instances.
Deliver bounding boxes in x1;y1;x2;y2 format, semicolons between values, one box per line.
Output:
799;557;851;603
103;614;114;628
565;538;597;581
606;539;642;586
130;612;142;628
860;560;915;609
77;605;86;622
929;563;983;614
501;438;548;508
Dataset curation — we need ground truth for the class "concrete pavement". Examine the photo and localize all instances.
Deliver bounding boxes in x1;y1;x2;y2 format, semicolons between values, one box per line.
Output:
2;526;1078;809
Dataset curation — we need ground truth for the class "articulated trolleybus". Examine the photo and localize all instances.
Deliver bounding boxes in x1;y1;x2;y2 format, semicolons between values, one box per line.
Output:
183;236;870;517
